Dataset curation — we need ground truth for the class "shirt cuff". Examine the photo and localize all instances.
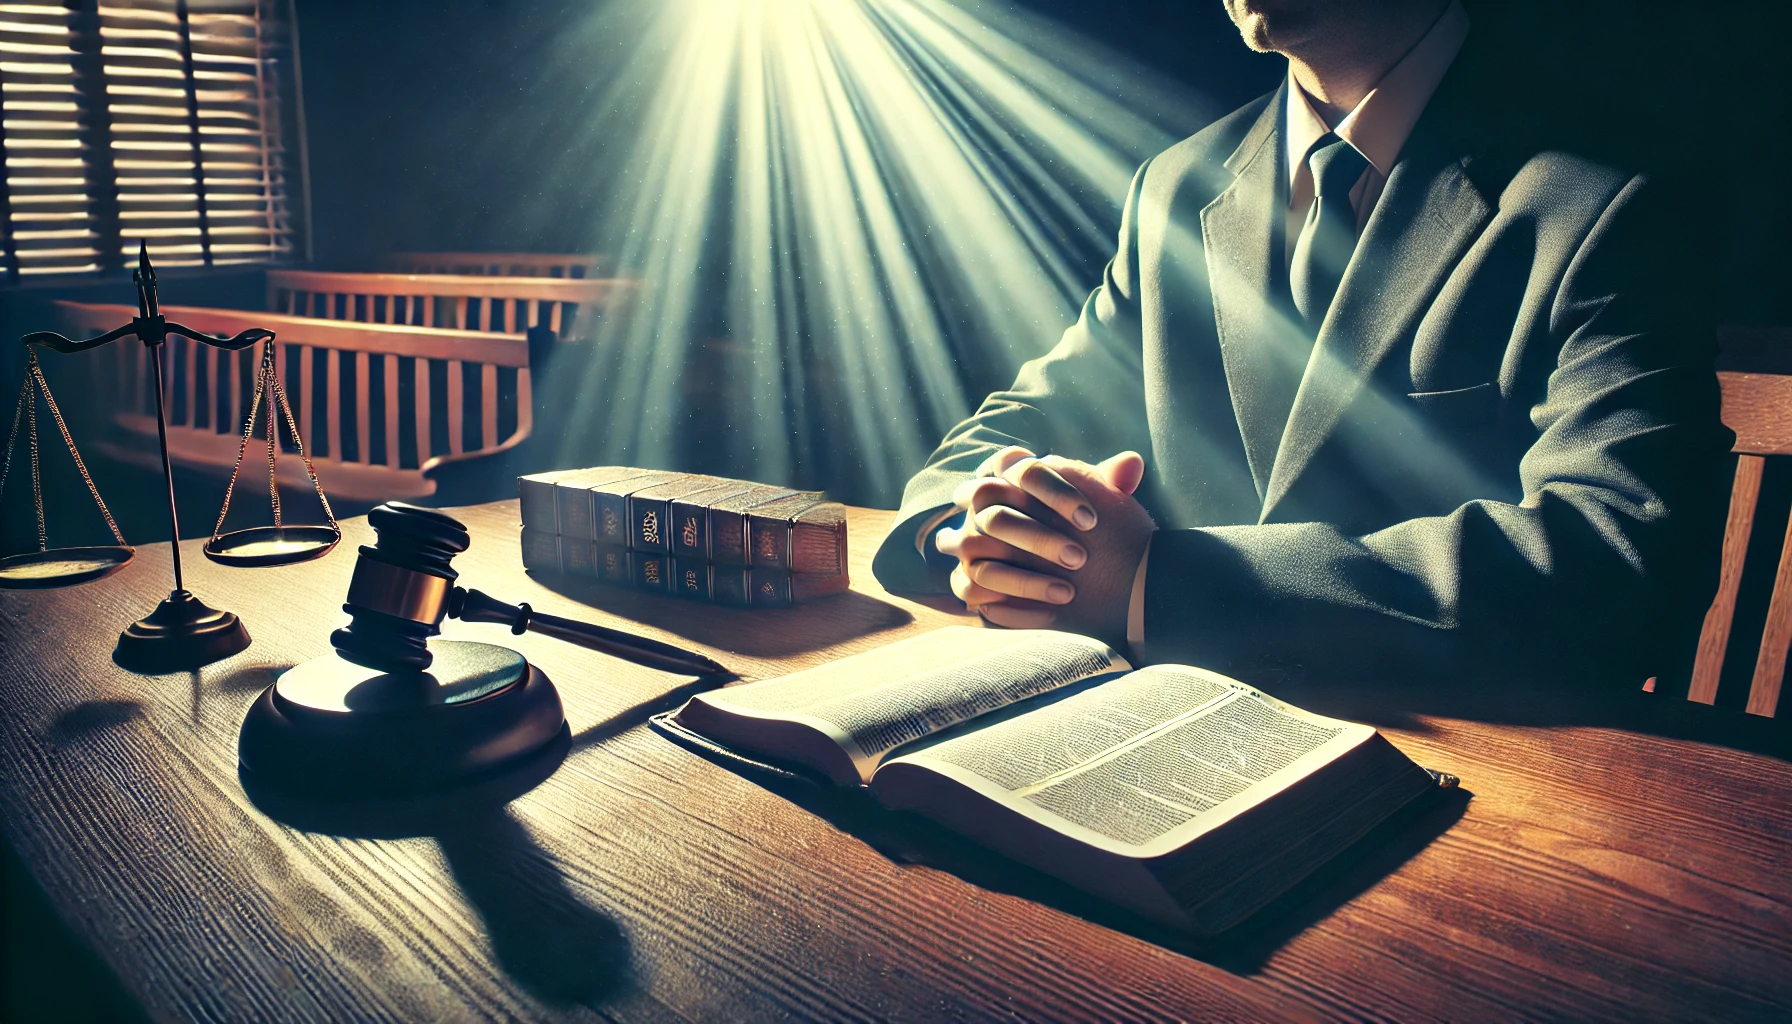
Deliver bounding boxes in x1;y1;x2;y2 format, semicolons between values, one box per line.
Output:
1126;533;1153;662
913;504;962;555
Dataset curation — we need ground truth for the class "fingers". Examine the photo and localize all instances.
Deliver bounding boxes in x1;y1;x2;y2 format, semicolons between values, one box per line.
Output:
968;558;1074;604
975;445;1036;478
949;566;1062;630
952;475;1030;514
972;505;1086;569
1002;457;1098;531
1097;450;1146;496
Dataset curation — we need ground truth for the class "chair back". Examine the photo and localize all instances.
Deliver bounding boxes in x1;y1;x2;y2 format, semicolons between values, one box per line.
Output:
60;301;531;502
267;270;632;342
384;252;601;279
1687;370;1792;716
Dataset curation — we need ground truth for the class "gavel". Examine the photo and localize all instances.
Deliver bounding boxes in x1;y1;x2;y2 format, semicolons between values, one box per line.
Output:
239;502;726;796
331;503;726;677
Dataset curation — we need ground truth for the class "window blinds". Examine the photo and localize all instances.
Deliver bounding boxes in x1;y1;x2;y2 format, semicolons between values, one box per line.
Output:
0;0;301;280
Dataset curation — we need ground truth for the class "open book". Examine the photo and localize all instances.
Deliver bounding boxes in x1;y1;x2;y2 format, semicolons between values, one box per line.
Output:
666;627;1443;934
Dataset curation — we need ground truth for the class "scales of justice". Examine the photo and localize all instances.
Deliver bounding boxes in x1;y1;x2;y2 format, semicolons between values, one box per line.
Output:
1;243;340;669
3;245;722;794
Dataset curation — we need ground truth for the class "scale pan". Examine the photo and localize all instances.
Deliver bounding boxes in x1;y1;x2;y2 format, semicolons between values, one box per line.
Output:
204;526;340;568
0;545;135;590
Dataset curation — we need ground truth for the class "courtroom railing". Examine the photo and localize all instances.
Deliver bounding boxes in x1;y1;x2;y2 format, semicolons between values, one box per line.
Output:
266;270;635;344
57;301;532;501
384;251;602;279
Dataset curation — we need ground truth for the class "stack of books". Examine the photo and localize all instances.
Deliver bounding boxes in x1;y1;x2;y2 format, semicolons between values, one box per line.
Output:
517;467;848;607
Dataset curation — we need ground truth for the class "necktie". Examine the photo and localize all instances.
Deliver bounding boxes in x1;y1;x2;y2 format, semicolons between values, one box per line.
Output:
1289;133;1370;328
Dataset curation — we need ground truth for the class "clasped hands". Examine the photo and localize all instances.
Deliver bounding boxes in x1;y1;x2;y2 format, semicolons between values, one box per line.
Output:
936;446;1155;647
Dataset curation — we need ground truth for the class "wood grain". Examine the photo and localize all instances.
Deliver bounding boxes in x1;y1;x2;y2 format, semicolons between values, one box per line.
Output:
1720;371;1792;456
56;303;533;502
1689;454;1763;703
265;271;634;342
1;502;1788;1023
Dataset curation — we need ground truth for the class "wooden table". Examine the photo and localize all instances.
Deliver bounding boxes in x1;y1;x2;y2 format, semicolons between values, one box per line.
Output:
2;501;1788;1022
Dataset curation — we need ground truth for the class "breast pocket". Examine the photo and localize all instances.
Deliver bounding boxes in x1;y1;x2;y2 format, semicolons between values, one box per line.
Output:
1407;382;1499;427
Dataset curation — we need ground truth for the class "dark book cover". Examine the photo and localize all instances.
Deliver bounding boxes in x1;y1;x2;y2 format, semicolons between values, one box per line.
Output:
707;486;800;566
672;482;755;560
749;494;827;570
672;557;712;600
712;565;751;607
632;550;673;592
595;543;629;584
591;471;678;545
788;501;848;577
520;527;562;575
626;476;724;553
562;537;597;578
748;569;849;607
547;466;639;541
519;469;581;534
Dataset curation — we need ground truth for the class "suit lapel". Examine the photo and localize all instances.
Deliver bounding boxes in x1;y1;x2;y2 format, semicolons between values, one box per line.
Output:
1259;127;1492;522
1200;84;1292;501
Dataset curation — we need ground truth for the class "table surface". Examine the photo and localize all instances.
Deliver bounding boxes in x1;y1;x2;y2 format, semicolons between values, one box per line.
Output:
1;500;1788;1023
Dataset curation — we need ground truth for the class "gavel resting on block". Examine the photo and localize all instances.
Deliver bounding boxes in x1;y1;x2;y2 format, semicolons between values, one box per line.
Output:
239;503;729;795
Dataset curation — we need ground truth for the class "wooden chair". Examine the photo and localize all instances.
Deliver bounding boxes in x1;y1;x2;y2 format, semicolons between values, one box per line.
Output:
59;301;532;502
1685;370;1792;717
384;252;602;279
266;270;634;343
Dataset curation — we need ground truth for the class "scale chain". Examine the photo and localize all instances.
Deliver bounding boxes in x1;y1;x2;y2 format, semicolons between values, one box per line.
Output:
210;339;337;545
0;354;125;551
211;341;271;542
32;361;126;546
268;357;337;530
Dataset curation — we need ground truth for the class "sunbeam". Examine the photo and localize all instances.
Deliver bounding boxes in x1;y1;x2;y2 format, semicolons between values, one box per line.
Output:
534;0;1213;505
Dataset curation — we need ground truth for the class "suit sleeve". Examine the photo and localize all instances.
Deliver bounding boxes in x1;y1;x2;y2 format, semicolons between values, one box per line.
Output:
1140;174;1732;686
872;160;1158;594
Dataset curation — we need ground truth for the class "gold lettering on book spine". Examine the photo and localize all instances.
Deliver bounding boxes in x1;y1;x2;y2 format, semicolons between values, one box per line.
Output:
601;506;619;538
756;528;778;562
681;515;699;548
642;510;661;547
644;559;661;585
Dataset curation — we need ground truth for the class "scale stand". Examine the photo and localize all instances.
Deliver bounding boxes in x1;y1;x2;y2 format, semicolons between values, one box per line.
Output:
23;244;273;672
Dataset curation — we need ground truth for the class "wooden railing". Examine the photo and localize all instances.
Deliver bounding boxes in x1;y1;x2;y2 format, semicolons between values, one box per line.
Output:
59;301;532;501
385;252;602;279
266;269;632;342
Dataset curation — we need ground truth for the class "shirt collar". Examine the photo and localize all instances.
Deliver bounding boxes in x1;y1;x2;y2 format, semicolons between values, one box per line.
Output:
1285;0;1469;185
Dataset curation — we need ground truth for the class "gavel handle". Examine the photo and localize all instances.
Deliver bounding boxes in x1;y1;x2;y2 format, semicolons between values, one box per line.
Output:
454;588;729;677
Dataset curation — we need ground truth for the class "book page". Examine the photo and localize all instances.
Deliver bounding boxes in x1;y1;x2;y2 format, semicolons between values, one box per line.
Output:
883;664;1366;853
694;627;1127;783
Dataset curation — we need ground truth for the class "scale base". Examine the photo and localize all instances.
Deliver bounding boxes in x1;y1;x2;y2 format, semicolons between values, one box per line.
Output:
114;589;251;673
238;640;567;796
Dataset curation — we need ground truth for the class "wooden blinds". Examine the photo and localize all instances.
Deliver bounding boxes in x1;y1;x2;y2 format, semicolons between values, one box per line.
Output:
0;0;302;280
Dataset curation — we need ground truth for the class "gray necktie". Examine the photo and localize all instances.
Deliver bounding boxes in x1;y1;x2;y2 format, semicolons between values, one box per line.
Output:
1289;133;1370;328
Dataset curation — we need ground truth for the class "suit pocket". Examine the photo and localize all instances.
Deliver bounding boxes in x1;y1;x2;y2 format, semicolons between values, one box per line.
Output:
1407;382;1499;426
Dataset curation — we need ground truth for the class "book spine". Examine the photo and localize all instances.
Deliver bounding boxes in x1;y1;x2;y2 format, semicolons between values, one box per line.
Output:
789;502;848;576
631;550;673;592
595;543;629;584
750;497;824;569
672;486;751;561
671;557;712;600
519;476;558;533
520;527;562;575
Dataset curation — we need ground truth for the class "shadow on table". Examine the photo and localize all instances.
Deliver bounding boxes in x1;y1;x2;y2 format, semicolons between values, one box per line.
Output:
666;735;1469;974
1260;672;1792;763
528;571;915;659
240;735;632;1009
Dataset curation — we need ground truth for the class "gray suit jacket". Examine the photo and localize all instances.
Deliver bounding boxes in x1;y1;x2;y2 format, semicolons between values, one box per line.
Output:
872;72;1732;688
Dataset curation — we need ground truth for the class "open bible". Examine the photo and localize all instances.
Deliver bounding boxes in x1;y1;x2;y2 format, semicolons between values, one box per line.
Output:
664;627;1444;934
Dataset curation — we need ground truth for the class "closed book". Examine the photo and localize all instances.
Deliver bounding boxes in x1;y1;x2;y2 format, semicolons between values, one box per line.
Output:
520;527;562;574
563;536;598;578
672;482;755;560
594;543;629;584
749;494;827;569
747;568;852;607
707;486;800;566
788;501;848;577
632;550;673;592
712;565;751;607
672;557;712;600
519;468;588;533
627;476;725;553
552;466;644;540
590;471;679;545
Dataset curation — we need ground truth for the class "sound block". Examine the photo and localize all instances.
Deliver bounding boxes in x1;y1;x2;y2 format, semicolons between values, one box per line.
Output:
239;639;567;796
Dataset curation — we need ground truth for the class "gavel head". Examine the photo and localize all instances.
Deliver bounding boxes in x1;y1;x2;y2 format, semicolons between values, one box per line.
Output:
330;503;470;672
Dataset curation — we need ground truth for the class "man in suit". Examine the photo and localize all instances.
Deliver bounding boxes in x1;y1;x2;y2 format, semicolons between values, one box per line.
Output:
871;0;1732;686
